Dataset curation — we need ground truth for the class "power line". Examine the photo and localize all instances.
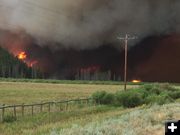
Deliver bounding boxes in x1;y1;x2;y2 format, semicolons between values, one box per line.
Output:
0;1;64;36
0;0;65;21
22;0;64;17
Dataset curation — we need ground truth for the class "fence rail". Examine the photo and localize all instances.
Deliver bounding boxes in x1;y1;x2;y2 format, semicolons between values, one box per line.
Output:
0;98;95;122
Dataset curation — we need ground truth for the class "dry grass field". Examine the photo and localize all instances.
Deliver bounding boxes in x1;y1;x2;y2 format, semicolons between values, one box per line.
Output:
0;82;138;104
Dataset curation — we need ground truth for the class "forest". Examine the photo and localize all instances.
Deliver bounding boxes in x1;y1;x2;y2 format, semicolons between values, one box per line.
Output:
0;47;42;79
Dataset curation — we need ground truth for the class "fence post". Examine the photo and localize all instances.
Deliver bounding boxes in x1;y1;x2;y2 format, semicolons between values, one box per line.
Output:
32;105;34;116
93;98;96;106
2;104;5;122
48;102;51;113
53;102;56;112
81;99;84;107
98;98;100;105
13;105;16;119
60;103;64;111
22;103;24;116
86;99;89;105
59;103;61;111
48;102;51;123
40;102;43;113
66;101;68;111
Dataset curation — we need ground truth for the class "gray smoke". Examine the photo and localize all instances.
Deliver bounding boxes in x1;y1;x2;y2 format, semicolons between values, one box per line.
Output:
0;0;180;50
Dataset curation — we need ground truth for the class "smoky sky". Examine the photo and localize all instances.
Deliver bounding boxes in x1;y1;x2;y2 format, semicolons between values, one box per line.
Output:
0;0;180;50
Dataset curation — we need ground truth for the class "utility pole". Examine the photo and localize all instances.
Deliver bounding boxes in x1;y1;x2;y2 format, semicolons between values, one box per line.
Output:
117;34;137;90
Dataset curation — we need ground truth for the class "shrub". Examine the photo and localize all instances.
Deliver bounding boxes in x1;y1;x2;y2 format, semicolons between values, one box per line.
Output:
142;83;177;94
142;84;162;95
142;83;180;100
92;91;106;101
145;93;174;105
92;91;114;105
143;84;154;91
102;93;115;104
115;90;144;108
158;83;177;92
91;83;179;108
167;91;180;99
132;88;149;99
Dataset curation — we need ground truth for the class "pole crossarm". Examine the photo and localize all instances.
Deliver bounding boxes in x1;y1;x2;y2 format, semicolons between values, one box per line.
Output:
117;35;137;40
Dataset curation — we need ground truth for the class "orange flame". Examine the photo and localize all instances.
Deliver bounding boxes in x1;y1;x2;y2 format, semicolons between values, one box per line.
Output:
132;80;142;83
18;51;27;60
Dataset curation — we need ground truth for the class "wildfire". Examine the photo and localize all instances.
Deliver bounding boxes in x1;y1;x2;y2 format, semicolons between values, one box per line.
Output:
18;51;27;60
16;51;39;67
132;79;142;83
29;61;38;67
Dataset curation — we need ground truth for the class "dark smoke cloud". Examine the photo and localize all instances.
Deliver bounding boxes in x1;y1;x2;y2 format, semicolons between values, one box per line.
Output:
129;34;180;82
0;0;180;50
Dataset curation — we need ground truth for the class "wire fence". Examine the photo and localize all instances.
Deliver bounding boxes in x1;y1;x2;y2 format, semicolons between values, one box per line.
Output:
0;98;95;122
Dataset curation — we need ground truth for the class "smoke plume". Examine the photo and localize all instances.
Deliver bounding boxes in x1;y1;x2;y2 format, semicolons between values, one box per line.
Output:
0;0;180;50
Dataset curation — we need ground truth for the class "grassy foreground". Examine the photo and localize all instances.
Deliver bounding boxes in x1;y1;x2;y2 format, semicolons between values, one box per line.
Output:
0;80;179;135
0;106;126;135
54;103;180;135
0;103;179;135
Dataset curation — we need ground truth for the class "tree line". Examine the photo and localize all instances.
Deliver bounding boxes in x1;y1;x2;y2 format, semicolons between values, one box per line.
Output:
0;47;43;79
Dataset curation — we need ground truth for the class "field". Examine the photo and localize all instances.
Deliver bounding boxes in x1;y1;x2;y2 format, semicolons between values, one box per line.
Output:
0;81;138;104
0;79;179;135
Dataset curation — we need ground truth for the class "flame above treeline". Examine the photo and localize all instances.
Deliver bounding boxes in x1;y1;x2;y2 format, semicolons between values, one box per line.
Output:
16;51;38;68
17;51;27;60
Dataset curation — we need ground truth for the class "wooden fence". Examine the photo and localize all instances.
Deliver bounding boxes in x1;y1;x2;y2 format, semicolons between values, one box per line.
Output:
0;98;95;122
